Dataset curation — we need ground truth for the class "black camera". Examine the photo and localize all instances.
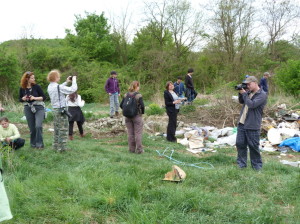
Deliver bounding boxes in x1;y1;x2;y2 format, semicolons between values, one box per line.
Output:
234;83;247;90
60;108;72;118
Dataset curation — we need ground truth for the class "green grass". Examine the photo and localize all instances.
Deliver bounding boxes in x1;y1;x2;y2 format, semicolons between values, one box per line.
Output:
1;129;300;223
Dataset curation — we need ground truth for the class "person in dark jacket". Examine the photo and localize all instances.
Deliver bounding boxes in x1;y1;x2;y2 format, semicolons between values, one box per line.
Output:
105;71;120;118
120;81;145;154
259;72;270;94
236;76;267;170
19;71;46;149
164;81;183;142
185;68;197;103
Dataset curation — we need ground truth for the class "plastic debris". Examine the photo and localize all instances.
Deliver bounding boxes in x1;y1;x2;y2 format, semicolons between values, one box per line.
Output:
280;160;300;167
279;137;300;152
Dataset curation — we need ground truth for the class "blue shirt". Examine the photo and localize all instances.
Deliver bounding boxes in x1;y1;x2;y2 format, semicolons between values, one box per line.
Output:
260;78;268;93
174;82;185;96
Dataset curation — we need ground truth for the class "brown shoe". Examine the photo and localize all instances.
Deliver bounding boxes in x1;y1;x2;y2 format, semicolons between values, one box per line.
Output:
80;133;85;138
115;111;119;116
69;135;73;140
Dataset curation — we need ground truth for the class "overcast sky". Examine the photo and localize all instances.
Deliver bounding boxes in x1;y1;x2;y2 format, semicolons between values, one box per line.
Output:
0;0;299;44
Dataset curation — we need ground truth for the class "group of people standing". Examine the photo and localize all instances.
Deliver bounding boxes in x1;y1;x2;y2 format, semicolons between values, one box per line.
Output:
164;68;198;142
1;69;270;163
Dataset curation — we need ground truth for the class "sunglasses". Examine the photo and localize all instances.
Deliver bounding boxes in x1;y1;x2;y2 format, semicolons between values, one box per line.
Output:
26;71;33;75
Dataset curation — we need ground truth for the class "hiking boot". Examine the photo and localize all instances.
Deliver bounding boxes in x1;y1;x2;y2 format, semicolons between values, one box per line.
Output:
110;115;114;118
80;133;85;138
115;111;119;116
69;135;73;140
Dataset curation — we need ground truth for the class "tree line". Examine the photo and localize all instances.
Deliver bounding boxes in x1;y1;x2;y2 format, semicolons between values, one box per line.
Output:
0;0;299;103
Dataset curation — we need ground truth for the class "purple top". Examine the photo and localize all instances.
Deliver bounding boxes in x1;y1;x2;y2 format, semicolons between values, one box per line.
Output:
105;77;120;94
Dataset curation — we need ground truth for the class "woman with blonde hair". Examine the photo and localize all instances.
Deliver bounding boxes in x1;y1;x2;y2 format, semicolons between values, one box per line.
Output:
120;81;145;154
47;70;77;152
19;71;46;149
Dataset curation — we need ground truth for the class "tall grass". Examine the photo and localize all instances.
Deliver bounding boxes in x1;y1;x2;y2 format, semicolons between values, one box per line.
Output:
1;100;300;223
1;131;299;223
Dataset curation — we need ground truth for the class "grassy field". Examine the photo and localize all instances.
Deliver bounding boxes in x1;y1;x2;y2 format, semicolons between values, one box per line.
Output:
1;100;300;223
1;129;299;223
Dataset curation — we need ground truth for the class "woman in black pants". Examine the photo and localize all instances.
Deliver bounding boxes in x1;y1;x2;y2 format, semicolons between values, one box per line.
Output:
19;71;46;149
66;92;85;140
164;81;182;142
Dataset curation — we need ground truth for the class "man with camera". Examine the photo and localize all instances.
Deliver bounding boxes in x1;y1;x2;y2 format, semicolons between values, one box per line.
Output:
47;70;77;152
236;76;267;170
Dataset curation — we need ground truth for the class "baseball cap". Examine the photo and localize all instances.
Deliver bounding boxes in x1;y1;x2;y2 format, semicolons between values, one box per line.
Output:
110;71;117;75
244;76;258;83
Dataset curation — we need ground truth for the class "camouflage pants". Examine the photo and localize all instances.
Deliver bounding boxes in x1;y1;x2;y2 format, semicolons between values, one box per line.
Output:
52;109;69;151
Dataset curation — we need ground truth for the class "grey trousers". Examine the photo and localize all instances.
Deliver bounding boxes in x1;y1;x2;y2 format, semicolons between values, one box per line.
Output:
109;93;119;116
125;115;143;153
24;105;45;148
236;124;262;170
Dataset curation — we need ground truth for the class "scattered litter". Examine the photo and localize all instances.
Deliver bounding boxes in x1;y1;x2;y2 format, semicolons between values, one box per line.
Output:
186;148;213;153
48;128;54;132
279;137;300;152
163;165;186;182
156;147;214;169
280;160;300;167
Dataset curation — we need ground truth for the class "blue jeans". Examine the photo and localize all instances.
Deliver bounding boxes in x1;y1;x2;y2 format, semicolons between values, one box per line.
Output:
109;93;119;116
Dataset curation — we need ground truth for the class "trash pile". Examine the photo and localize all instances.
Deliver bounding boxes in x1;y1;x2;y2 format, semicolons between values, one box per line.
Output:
260;104;300;153
174;126;237;154
154;104;300;157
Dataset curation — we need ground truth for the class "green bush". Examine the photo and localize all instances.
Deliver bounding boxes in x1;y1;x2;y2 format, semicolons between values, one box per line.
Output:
180;105;196;113
146;104;165;116
275;60;300;96
193;98;209;106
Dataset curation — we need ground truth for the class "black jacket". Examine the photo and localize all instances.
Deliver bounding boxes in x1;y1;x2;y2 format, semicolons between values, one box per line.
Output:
19;84;46;103
185;74;194;89
164;90;176;113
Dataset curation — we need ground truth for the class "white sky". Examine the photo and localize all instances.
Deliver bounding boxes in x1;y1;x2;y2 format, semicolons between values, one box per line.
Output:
0;0;299;44
0;0;146;43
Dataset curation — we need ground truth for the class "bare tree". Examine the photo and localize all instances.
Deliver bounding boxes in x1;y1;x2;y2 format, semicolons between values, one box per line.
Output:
143;0;173;49
110;4;133;65
261;0;300;58
166;0;203;57
209;0;255;68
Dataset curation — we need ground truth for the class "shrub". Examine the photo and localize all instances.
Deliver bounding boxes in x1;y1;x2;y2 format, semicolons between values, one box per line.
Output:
193;98;209;106
275;60;300;96
146;104;165;116
180;105;196;113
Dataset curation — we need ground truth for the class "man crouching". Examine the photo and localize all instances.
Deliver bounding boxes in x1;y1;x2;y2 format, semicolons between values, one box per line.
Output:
236;76;267;170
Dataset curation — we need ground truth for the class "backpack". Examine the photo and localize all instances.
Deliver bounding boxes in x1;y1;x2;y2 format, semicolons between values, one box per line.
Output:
122;92;138;118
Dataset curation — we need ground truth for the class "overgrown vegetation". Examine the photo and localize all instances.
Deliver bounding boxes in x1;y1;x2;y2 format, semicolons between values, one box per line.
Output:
0;0;300;105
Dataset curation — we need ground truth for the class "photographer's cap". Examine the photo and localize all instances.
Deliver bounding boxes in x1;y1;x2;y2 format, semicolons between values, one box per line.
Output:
110;71;117;75
244;76;258;83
